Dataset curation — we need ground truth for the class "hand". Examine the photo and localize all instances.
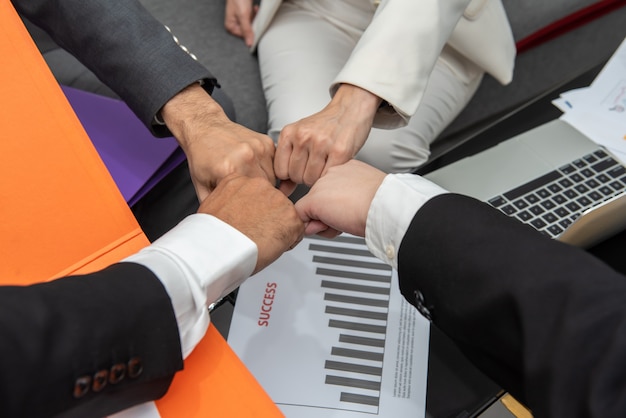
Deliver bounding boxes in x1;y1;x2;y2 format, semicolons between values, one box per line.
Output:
224;0;258;47
161;83;276;202
198;175;304;273
274;84;381;193
295;160;386;238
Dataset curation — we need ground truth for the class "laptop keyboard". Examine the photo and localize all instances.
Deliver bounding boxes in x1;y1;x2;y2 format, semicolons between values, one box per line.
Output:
487;149;626;238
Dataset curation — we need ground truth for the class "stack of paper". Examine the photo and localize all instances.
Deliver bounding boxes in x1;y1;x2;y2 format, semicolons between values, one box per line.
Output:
553;36;626;162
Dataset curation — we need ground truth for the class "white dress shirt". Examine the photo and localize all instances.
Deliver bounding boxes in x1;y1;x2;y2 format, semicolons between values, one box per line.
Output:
120;173;444;361
123;214;257;359
366;174;448;270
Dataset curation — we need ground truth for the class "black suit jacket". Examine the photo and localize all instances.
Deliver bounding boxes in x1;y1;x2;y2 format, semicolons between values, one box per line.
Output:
10;0;223;239
12;0;216;137
397;194;626;417
0;263;182;418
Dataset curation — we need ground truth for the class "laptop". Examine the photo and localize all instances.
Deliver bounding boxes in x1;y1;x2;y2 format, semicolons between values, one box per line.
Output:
425;119;626;248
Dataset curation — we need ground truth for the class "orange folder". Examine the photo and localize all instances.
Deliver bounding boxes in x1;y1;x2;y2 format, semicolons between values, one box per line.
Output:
0;3;281;416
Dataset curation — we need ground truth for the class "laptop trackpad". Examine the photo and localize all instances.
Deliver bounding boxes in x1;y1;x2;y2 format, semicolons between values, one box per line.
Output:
425;139;555;201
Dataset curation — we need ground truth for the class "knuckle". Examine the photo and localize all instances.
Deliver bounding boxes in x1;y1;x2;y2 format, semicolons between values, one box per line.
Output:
303;172;319;187
317;134;333;147
273;156;288;177
234;142;257;163
264;141;276;157
289;170;304;185
279;126;294;141
274;166;288;180
290;128;314;147
331;144;352;161
213;161;236;179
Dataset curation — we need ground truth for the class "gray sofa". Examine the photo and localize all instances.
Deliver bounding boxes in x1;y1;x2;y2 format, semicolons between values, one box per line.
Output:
26;0;626;165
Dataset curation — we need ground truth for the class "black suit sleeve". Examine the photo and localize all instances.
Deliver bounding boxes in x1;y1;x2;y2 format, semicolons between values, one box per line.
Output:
0;262;183;418
397;193;626;418
11;0;216;136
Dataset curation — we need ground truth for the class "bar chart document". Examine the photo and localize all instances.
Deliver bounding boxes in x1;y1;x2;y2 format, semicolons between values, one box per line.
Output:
228;235;430;417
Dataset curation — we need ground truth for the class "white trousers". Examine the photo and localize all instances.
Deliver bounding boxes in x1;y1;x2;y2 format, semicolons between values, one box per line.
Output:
257;0;483;173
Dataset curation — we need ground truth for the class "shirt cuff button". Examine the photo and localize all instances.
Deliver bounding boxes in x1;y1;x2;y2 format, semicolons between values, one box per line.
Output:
385;245;395;259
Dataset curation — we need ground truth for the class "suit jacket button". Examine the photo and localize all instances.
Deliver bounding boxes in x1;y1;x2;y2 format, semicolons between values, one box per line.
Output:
109;363;126;384
92;370;109;392
414;290;433;320
73;376;91;398
127;357;143;379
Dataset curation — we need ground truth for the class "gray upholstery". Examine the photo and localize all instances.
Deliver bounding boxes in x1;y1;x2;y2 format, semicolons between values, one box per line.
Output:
137;0;267;133
441;2;626;145
503;0;597;40
24;0;266;133
26;0;626;159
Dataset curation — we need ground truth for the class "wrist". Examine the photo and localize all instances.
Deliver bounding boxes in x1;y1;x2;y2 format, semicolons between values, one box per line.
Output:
333;84;382;121
161;83;226;148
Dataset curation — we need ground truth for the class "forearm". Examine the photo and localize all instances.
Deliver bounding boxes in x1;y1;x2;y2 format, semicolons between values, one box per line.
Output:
329;83;382;126
331;0;471;128
398;194;626;416
363;174;626;415
365;174;447;269
14;0;215;136
159;82;277;201
161;83;228;151
0;264;182;417
124;213;257;358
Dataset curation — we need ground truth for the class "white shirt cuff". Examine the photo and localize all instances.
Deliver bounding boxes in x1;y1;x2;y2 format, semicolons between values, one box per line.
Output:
123;214;257;358
365;174;448;270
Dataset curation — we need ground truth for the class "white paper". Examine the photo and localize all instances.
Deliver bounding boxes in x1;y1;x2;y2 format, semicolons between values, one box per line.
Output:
551;87;589;111
555;36;626;158
109;402;160;418
227;235;430;417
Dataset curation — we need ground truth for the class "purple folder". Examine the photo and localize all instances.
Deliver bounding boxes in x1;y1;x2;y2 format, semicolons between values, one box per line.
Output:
62;86;186;206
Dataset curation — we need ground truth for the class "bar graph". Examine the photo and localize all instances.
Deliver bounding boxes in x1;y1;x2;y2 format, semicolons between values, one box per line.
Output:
310;236;393;413
228;235;430;418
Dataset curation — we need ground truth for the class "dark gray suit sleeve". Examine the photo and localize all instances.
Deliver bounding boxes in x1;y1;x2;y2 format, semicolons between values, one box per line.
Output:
0;262;183;418
12;0;216;136
397;193;626;418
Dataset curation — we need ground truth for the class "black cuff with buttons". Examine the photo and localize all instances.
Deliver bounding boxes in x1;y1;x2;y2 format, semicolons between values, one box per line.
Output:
73;356;144;399
151;25;219;133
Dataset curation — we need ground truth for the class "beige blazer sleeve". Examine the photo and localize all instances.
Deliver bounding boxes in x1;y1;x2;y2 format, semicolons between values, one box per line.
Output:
251;0;282;50
251;0;516;129
331;0;515;128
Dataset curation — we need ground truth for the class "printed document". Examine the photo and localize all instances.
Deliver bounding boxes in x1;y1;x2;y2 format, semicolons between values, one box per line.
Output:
228;235;430;417
553;36;626;161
